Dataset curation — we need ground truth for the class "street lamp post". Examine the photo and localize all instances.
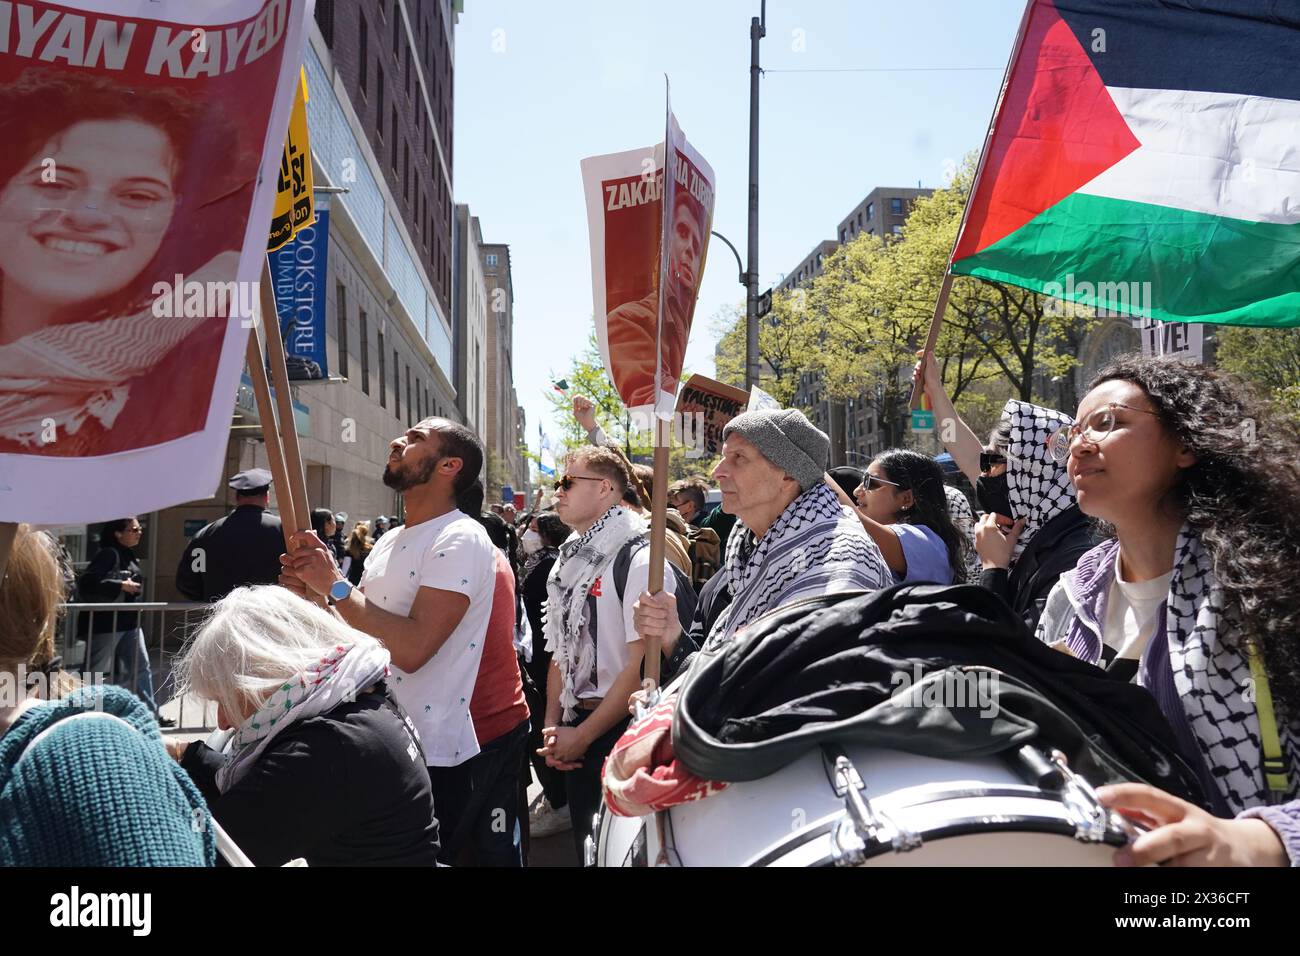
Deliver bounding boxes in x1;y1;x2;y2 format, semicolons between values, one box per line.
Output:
745;1;766;391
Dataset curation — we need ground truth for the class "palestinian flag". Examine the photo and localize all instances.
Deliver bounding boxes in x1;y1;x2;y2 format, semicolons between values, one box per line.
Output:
951;0;1300;327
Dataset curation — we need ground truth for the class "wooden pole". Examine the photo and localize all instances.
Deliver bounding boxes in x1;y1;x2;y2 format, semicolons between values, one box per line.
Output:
642;417;671;688
258;263;312;534
0;521;18;584
244;331;297;550
910;0;1036;411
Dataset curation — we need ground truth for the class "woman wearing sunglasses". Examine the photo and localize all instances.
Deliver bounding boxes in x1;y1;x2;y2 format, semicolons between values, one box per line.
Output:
852;449;966;585
913;351;1097;631
1035;354;1300;867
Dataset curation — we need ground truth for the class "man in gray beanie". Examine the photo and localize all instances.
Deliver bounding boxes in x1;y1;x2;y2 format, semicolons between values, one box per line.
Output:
632;407;890;685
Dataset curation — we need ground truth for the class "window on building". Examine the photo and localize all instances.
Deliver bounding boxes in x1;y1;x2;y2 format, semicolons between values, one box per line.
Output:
391;108;398;171
485;253;497;268
359;309;370;394
406;365;413;427
866;202;874;220
839;228;846;243
404;42;411;98
336;284;349;379
403;143;409;201
315;0;334;46
891;224;903;235
394;348;401;418
376;64;385;136
891;198;904;215
359;13;369;97
378;330;386;407
857;213;863;229
392;5;400;54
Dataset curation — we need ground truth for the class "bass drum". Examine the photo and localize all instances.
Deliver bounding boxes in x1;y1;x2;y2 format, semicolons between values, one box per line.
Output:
594;742;1132;867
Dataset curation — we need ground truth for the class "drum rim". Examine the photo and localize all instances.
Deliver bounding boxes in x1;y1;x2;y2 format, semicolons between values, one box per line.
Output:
745;790;1128;867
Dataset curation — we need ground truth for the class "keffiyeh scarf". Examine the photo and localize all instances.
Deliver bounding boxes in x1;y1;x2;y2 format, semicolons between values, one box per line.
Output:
944;485;982;582
544;505;647;722
1163;527;1300;814
1004;400;1078;562
707;482;890;648
217;639;392;793
0;251;239;445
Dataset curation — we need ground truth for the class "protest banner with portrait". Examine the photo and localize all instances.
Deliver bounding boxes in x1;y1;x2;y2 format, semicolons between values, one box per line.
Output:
0;0;314;523
582;103;715;420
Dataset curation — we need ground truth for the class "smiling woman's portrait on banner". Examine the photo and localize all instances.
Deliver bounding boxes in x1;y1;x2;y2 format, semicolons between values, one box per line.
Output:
0;70;260;458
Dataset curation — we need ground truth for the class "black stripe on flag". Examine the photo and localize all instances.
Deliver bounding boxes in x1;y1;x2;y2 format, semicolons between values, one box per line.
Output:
1053;0;1300;102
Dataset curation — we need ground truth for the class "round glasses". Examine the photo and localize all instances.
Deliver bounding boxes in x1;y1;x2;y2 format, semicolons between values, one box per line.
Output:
1046;402;1162;464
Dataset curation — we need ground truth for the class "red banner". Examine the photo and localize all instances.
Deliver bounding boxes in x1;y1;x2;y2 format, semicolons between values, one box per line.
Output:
582;92;715;419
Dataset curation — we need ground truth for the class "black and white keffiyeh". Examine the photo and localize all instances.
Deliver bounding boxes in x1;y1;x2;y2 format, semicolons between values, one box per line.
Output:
1166;527;1300;814
1004;400;1077;561
544;505;646;722
944;485;983;582
707;482;890;648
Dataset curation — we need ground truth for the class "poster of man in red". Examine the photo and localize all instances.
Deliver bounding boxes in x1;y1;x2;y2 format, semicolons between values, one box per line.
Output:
0;0;313;523
582;99;715;420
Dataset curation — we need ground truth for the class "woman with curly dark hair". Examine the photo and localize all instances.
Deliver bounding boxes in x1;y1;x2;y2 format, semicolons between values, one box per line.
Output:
1035;354;1300;866
851;448;967;585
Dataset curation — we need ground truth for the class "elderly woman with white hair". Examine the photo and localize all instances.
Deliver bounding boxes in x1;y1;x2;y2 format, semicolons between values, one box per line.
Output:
172;586;440;866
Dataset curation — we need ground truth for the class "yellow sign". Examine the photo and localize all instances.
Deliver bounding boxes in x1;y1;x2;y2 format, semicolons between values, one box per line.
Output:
267;68;315;252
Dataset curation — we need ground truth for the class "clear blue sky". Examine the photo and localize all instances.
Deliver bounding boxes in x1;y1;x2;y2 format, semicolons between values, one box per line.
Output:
453;0;1026;458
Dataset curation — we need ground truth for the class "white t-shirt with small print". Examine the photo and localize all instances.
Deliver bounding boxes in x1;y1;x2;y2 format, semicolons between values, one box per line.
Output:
359;509;496;767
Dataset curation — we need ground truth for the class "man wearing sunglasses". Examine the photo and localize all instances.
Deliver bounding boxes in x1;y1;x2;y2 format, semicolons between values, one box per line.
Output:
912;350;1098;632
540;445;680;861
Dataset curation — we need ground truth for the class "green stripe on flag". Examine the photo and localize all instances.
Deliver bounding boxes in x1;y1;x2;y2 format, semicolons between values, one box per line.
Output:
953;192;1300;327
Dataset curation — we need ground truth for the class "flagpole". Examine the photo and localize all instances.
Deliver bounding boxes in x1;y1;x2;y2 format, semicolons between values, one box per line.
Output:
259;264;313;536
911;0;1037;410
245;326;298;550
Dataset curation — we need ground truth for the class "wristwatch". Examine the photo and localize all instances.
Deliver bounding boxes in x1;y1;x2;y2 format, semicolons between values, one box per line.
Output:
328;579;354;605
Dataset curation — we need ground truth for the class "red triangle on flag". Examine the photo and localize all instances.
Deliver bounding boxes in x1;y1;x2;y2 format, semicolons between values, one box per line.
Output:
952;0;1140;263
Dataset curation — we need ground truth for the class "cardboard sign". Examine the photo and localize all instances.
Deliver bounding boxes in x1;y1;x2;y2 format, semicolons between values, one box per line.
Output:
676;374;750;458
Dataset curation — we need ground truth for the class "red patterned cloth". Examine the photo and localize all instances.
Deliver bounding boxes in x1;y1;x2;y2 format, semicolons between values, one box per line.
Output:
601;691;728;817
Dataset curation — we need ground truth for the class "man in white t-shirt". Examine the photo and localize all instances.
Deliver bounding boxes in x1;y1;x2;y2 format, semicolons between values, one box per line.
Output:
539;444;676;861
281;418;496;859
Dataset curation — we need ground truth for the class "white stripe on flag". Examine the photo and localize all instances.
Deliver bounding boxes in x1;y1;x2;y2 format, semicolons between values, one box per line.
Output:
1077;86;1300;225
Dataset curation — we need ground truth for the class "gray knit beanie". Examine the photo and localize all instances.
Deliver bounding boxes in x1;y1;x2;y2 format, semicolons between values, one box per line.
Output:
722;409;829;491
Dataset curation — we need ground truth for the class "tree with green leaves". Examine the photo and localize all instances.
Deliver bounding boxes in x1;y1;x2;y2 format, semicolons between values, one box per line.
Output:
711;289;813;407
1216;326;1300;425
794;154;1098;448
544;325;720;483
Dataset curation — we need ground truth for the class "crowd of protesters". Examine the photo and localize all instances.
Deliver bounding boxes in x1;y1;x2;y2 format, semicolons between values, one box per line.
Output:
2;354;1298;868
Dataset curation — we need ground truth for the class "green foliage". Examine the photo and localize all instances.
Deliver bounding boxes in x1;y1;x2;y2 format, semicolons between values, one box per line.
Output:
743;154;1101;450
711;290;812;408
1216;326;1300;425
543;324;721;484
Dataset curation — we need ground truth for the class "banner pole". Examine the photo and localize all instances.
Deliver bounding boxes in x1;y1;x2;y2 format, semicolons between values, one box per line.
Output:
643;417;671;689
0;521;18;584
258;264;312;535
245;330;298;550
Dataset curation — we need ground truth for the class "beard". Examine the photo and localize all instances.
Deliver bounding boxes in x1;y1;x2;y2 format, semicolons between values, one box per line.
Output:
382;455;440;492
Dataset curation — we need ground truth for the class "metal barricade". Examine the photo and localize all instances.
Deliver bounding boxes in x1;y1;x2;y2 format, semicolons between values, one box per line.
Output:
58;601;216;733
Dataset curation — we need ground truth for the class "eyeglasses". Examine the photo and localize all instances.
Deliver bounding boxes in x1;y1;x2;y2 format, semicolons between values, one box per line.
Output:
1046;402;1163;463
556;474;605;492
858;473;903;492
979;452;1006;473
